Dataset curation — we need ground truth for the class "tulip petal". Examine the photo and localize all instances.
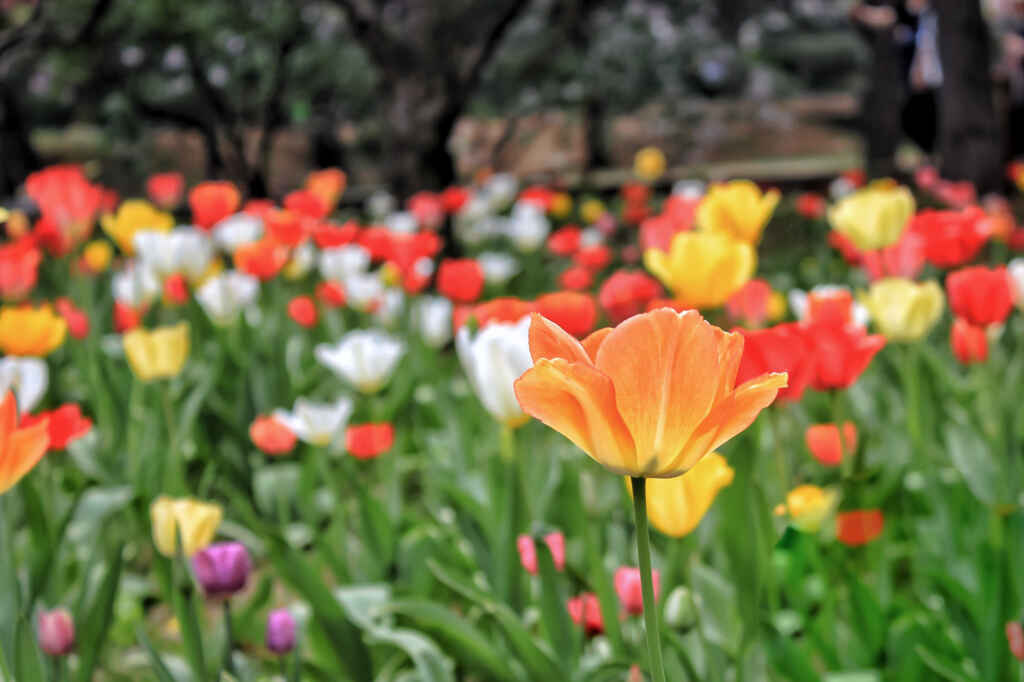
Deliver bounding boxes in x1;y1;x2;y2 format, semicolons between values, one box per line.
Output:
514;358;636;474
528;313;590;364
581;327;612;362
639;452;735;537
0;414;48;495
595;308;721;476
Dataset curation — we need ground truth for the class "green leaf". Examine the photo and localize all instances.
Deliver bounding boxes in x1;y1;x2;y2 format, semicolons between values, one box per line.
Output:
691;562;742;656
914;645;979;682
847;574;884;662
73;544;124;682
135;627;177;682
945;423;1010;507
533;536;576;672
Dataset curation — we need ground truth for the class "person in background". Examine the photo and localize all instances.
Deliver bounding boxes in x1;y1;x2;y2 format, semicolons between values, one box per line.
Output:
903;0;942;156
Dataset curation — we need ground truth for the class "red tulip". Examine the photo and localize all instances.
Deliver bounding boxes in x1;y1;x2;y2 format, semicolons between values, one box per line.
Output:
287;296;318;328
547;226;582;257
284;189;328;221
534;292;597;337
836;509;884;546
598;270;662;324
55;298;89;339
805;422;857;467
346;423;394;459
909;207;988;268
734;323;815;403
828;231;862;265
163;274;189;305
0;237;41;301
312;220;359;249
860;230;926;281
951;317;988;365
516;532;565;575
113;301;143;333
458;298;533;331
804;320;885;391
567;593;604;635
726;279;774;328
945;265;1012;327
235;239;289;281
1006;622;1024;662
250;416;297;455
315;281;347;307
440;186;471;214
795;192;826;219
22;404;92;451
265;209;306;247
573;245;612;270
407;192;445;230
614;567;660;615
145;172;185;210
26;165;105;256
189;181;241;230
437;259;485;303
559;266;593;291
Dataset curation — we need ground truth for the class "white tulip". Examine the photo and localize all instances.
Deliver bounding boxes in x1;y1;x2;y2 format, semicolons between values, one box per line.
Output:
0;357;47;412
366;191;396;220
373;288;405;327
477;251;520;286
133;227;214;282
284;241;315;280
482;173;518;210
195;270;260;325
319;245;370;281
343;272;384;312
412;296;453;348
316;329;406;393
504;201;550;252
272;396;353;448
212;213;263;253
112;263;161;307
456;315;533;426
1008;258;1024;309
386;211;418;234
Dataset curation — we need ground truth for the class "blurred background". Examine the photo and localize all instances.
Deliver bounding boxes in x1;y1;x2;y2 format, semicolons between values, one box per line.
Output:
1;0;1022;201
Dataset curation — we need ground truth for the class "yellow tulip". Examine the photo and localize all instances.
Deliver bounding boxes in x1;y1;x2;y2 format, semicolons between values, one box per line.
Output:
629;452;735;537
123;322;190;381
776;484;838;533
0;305;66;357
644;231;756;309
150;496;222;557
860;277;944;342
83;240;114;273
101;199;174;255
696;180;780;244
549;192;573;219
580;198;606;225
634;146;667;182
828;182;915;251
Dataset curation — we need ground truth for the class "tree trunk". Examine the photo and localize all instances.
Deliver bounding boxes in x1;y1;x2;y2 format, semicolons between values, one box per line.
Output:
856;2;906;179
934;0;1003;194
0;88;40;197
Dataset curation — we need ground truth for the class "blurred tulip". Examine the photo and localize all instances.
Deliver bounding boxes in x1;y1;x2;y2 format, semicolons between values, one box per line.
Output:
908;207;988;268
560;266;593;291
22;404;92;451
573;244;612;270
515;310;786;477
828;182;914;250
305;168;346;211
548;226;582;256
951;317;988;365
213;213;263;252
150;496;222;557
634;146;667;182
534;292;597;337
477;251;520;287
285;188;329;221
836;509;884;546
101;199;174;255
146;172;185;210
113;301;143;333
312;221;359;249
598;270;662;323
458;315;533;427
1009;258;1024;309
163;274;189;305
696;180;779;244
860;278;944;342
55;297;89;339
516;532;565;575
37;608;74;656
0;305;66;356
122;322;190;381
734;323;814;403
615;567;660;615
567;593;604;635
412;296;453;348
644;231;756;309
946;266;1012;327
273;397;353;448
266;609;297;654
0;391;49;495
346;423;394;459
0;238;40;300
804;318;885;391
461;298;534;331
82;240;113;274
635;452;734;537
249;415;297;455
1006;622;1024;662
860;229;926;281
0;357;47;413
235;239;289;281
725;279;779;328
133;228;214;283
779;485;838;533
579;198;606;224
25;165;105;256
287;295;318;328
192;542;252;598
112;264;161;309
437;258;485;303
805;422;857;467
795;192;826;219
196;271;260;326
190;182;241;230
316;281;347;308
316;330;405;393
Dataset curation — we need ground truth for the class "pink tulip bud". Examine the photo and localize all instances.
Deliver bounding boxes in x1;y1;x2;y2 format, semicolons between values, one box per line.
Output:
267;608;297;654
614;566;660;615
37;608;74;656
516;531;565;575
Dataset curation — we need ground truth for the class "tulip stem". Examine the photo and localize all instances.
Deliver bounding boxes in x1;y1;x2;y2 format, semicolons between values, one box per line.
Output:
630;476;667;682
834;390;854;481
222;600;235;675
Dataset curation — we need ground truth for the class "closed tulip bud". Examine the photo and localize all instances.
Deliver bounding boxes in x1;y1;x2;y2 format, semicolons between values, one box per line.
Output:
860;278;944;342
945;265;1013;327
315;330;405;394
615;567;660;615
567;593;604;635
696;179;780;244
438;258;485;303
249;415;297;455
457;315;533;427
287;295;318;328
37;608;74;656
516;531;566;575
805;422;857;467
836;509;884;546
190;181;242;231
828;182;914;251
273;397;353;448
644;231;756;309
196;271;260;326
345;423;395;459
663;586;697;629
192;542;252;598
951;317;988;365
1006;621;1024;661
634;146;667;182
122;322;190;381
631;452;734;537
150;496;223;557
778;485;838;533
477;251;521;287
266;608;297;654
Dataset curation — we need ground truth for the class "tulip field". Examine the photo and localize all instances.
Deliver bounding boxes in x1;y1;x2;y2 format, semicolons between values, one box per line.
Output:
3;160;1024;682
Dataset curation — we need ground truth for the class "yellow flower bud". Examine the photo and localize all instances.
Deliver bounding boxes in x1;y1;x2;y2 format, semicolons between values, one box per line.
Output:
150;496;223;557
123;322;190;381
696;180;780;244
828;182;915;251
644;231;756;309
860;277;944;342
634;146;667;182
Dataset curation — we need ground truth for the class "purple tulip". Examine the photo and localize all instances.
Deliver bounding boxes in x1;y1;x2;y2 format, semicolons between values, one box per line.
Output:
37;608;74;656
191;542;251;598
266;608;296;654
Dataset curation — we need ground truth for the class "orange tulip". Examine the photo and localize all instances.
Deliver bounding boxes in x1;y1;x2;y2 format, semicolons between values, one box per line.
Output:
0;391;50;495
514;308;787;478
